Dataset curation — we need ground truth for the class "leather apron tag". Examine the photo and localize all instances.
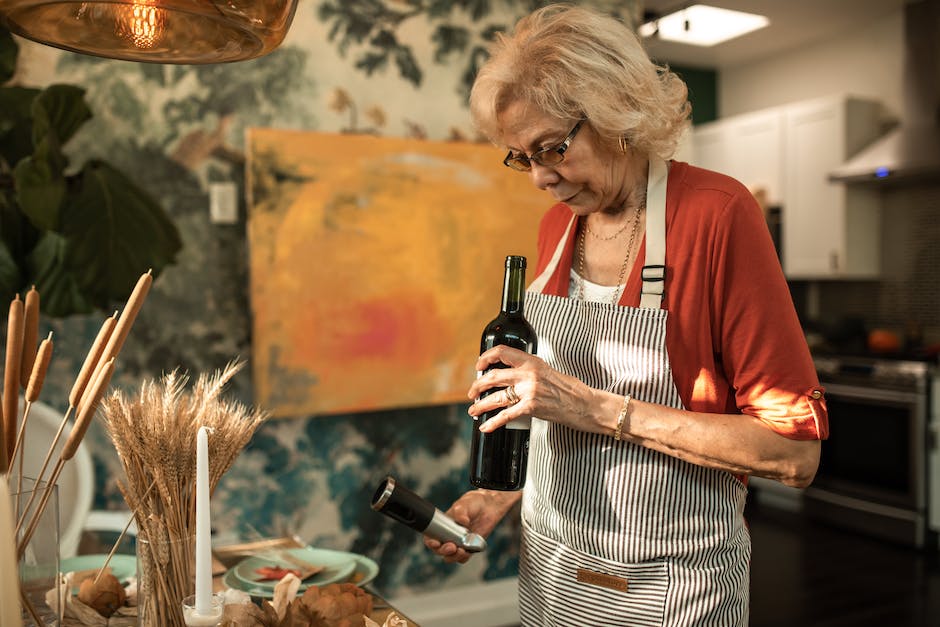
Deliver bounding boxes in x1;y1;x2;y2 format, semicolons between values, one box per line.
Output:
576;568;629;593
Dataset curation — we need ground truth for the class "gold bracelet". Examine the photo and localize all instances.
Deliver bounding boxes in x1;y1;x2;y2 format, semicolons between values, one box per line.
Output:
614;394;631;441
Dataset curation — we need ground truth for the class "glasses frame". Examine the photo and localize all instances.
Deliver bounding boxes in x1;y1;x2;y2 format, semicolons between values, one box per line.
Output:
503;118;586;172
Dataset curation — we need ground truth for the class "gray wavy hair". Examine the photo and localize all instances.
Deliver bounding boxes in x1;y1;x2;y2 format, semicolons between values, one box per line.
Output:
469;4;691;160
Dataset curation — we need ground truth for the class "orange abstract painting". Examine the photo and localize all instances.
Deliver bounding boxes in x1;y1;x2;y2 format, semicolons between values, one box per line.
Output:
246;129;548;417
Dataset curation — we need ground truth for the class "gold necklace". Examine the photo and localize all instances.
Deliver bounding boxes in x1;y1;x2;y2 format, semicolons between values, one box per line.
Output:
583;215;631;241
576;205;644;304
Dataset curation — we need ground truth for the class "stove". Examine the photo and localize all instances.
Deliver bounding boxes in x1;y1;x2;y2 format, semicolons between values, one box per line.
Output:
813;354;932;391
806;353;939;549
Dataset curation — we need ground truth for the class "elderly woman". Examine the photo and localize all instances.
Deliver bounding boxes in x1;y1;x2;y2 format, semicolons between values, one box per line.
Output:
424;4;827;626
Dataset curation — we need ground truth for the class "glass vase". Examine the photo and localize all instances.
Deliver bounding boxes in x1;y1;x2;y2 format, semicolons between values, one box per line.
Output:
136;530;195;627
13;476;60;626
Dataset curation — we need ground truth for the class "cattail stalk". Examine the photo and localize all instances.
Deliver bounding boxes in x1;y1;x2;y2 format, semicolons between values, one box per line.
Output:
20;587;42;626
3;295;24;471
19;286;40;390
12;332;54;516
70;311;117;411
92;270;151;388
10;332;54;470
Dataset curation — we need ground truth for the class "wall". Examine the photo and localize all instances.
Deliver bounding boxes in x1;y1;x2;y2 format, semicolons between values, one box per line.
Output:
720;8;904;122
7;0;647;601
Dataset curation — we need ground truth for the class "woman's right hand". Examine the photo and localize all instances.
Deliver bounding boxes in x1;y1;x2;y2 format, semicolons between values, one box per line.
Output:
423;489;522;564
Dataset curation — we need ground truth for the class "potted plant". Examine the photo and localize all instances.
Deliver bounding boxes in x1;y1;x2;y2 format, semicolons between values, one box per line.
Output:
0;27;181;317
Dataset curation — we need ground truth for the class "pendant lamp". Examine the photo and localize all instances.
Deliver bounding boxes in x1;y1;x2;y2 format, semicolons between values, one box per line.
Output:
0;0;299;64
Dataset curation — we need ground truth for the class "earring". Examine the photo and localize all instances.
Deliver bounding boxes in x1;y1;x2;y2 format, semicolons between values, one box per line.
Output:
618;136;629;153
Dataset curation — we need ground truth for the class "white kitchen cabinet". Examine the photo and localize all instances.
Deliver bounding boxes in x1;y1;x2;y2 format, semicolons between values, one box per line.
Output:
692;108;786;205
691;95;884;279
691;121;731;175
672;126;694;164
782;96;883;278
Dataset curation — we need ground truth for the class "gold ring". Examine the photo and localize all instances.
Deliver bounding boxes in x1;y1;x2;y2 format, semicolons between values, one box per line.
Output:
505;385;521;405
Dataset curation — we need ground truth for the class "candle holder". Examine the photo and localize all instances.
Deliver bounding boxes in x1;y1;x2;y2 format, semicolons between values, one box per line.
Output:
181;592;224;627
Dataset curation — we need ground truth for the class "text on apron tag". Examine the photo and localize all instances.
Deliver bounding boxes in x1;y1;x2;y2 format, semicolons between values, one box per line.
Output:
576;568;629;593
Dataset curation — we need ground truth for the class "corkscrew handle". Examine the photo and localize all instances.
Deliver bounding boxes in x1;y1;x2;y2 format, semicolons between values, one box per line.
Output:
371;476;487;553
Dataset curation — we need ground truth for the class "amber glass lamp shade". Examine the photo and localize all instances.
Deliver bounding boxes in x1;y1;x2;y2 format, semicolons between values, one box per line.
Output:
0;0;299;64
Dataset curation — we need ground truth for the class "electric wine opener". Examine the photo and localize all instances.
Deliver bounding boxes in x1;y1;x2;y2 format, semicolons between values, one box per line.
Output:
371;475;487;553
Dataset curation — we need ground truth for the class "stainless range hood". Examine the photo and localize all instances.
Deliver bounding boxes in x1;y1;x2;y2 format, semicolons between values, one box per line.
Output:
829;0;940;184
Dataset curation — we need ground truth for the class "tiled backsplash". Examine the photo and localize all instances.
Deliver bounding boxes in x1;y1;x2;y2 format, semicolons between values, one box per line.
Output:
791;182;940;346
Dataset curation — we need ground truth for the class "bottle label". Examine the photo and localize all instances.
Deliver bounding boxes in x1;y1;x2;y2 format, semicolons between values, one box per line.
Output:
476;366;531;430
505;416;531;430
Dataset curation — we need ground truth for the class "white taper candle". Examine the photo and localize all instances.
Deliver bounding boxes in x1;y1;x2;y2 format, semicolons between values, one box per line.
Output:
195;426;212;614
0;479;23;626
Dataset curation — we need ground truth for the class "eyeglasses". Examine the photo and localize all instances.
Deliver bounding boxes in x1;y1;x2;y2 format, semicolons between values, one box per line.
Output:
503;119;586;172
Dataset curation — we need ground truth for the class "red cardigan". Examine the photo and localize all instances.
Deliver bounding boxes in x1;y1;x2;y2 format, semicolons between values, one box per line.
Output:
532;161;828;440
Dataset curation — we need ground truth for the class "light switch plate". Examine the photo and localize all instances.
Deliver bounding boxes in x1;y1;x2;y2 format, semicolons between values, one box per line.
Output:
209;182;239;224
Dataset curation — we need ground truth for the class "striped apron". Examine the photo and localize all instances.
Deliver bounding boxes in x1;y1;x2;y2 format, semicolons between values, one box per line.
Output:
518;159;750;626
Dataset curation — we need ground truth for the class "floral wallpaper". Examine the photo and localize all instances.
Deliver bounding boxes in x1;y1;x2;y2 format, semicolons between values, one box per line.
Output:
9;0;639;597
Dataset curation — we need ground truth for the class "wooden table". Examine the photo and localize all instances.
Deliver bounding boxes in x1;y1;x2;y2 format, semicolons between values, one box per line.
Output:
212;573;419;626
368;594;420;626
209;537;420;625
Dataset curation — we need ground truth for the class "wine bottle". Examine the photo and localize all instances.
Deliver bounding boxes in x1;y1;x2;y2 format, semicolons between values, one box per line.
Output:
469;255;537;491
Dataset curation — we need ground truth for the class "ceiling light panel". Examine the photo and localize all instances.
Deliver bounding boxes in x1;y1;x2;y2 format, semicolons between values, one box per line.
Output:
649;4;770;47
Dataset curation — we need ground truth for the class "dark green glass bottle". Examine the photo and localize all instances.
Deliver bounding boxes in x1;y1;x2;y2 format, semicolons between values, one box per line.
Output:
469;255;537;491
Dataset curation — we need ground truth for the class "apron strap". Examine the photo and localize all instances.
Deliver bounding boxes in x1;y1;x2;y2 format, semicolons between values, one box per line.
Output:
528;215;576;294
640;158;668;309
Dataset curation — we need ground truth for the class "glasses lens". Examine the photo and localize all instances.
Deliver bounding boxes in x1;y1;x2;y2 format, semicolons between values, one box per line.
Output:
504;153;532;171
532;149;564;167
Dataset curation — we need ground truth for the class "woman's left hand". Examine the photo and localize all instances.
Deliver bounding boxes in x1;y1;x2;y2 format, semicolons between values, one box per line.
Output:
468;345;600;433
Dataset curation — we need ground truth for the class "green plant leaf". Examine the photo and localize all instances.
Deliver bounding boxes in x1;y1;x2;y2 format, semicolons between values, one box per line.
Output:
59;160;181;308
394;46;421;86
0;27;17;85
139;63;167;87
431;25;470;62
0;86;41;164
26;232;93;316
13;151;66;231
0;188;41;263
0;239;21;304
32;84;92;147
456;0;489;21
355;51;388;76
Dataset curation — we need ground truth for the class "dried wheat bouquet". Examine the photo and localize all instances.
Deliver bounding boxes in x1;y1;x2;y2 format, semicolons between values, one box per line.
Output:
100;360;267;626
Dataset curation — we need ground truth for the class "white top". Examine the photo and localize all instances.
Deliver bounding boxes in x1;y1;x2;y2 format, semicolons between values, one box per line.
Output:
568;268;622;303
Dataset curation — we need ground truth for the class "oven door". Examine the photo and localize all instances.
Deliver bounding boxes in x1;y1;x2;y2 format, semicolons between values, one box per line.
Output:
805;382;927;547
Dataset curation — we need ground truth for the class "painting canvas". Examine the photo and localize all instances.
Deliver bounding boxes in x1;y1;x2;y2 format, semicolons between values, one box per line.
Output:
246;129;548;418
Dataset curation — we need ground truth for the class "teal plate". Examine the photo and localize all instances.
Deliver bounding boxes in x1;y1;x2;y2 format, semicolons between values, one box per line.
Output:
232;547;357;591
223;550;380;599
349;554;379;588
61;554;136;591
224;569;274;597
